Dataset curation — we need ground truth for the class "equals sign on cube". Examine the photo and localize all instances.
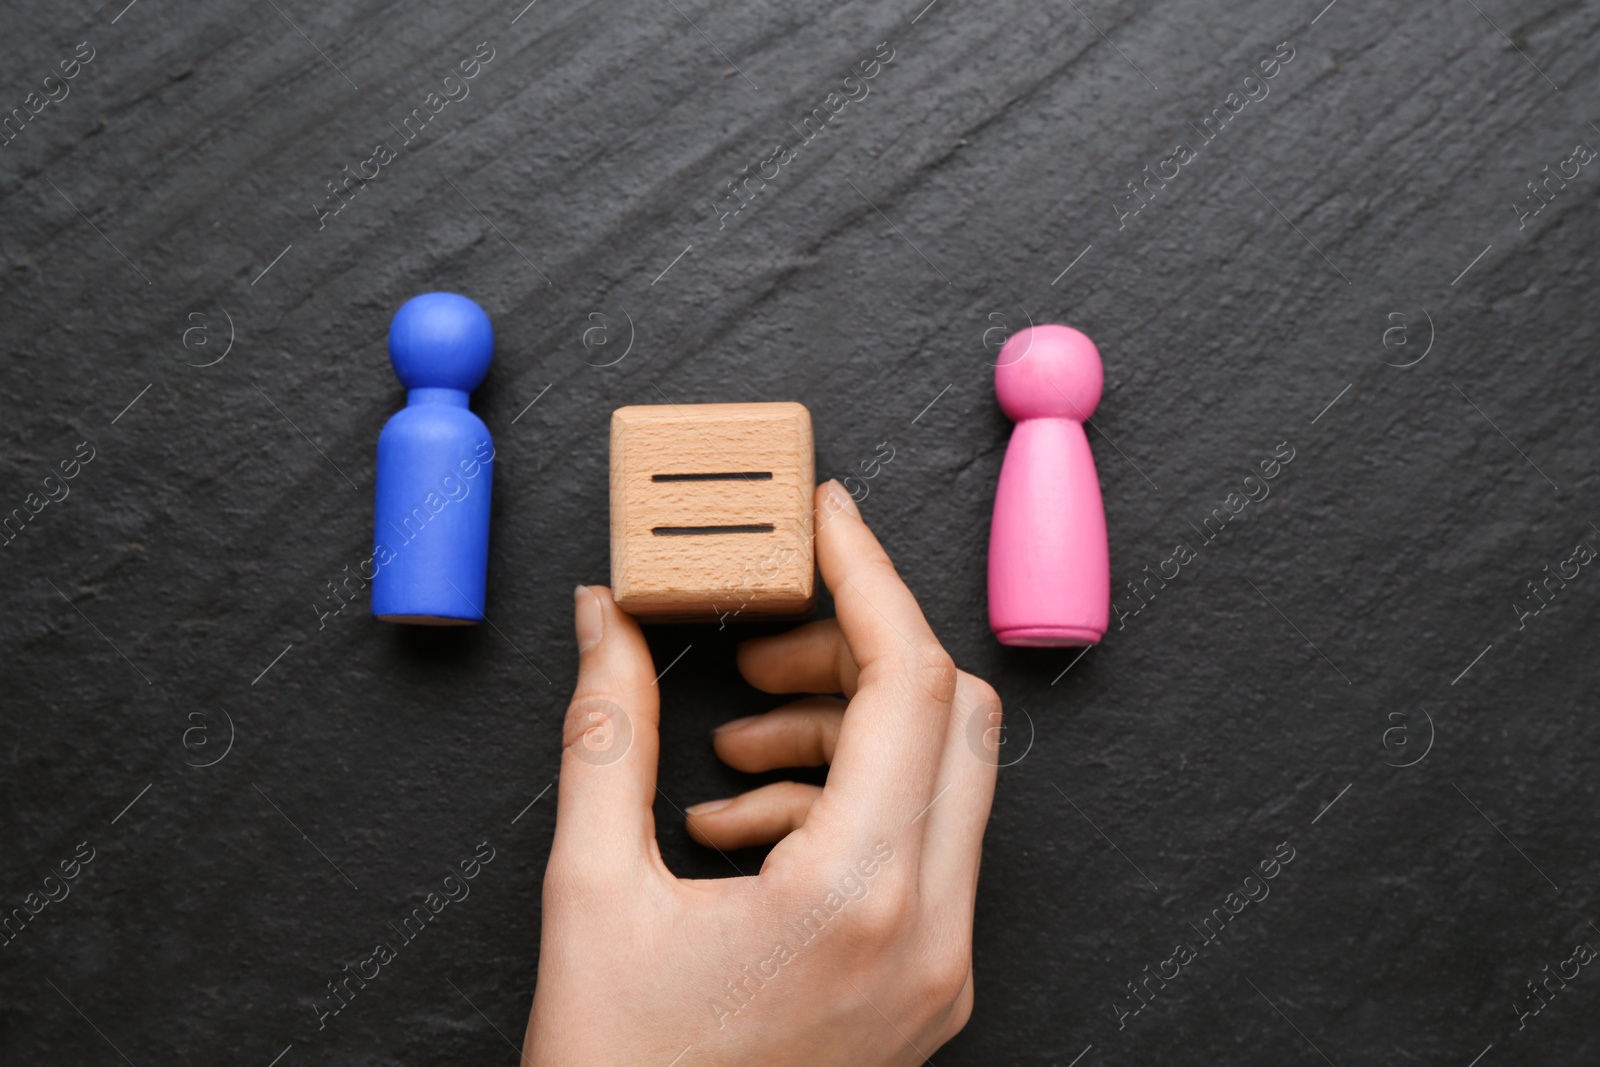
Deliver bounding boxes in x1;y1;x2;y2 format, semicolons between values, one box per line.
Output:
609;402;815;622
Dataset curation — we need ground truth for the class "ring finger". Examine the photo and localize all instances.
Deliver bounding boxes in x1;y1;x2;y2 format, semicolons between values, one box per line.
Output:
685;698;846;849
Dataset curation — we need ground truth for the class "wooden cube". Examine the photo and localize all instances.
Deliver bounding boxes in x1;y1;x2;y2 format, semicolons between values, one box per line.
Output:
610;402;815;622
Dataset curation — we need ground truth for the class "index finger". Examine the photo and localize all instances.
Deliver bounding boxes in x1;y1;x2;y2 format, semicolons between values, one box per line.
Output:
816;482;952;687
807;480;957;838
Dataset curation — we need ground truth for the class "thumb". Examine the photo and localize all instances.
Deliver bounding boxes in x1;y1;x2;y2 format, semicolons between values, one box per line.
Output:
549;584;662;877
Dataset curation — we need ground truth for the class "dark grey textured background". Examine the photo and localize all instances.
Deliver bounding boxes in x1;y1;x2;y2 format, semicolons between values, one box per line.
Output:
2;0;1597;1064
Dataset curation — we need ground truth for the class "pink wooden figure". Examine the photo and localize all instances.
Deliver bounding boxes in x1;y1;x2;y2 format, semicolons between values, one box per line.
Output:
987;324;1110;646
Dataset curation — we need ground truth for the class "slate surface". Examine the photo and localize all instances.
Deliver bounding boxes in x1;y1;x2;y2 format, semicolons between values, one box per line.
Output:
2;1;1598;1064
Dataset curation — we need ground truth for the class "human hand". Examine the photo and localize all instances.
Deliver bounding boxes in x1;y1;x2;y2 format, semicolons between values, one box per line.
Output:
524;480;1003;1066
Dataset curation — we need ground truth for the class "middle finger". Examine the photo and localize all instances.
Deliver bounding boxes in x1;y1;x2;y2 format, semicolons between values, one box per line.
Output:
737;618;860;697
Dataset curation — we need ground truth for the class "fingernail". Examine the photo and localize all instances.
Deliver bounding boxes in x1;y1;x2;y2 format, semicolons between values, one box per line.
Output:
714;715;758;734
824;478;861;519
686;797;733;816
574;585;602;652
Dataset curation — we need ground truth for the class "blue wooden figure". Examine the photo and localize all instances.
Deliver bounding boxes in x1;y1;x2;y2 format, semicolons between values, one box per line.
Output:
371;292;495;624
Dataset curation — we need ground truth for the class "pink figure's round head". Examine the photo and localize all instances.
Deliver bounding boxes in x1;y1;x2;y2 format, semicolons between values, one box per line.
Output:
993;324;1103;422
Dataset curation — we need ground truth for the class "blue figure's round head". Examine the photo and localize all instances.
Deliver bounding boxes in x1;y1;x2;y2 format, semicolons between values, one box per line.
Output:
387;292;494;391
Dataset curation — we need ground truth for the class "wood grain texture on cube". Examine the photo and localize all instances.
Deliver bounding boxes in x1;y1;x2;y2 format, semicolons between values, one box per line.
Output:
610;402;815;621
